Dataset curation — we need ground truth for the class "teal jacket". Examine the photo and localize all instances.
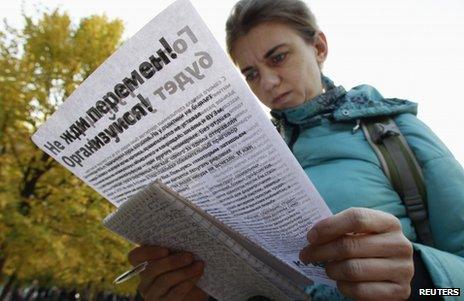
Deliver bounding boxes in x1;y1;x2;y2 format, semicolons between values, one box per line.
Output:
271;77;464;301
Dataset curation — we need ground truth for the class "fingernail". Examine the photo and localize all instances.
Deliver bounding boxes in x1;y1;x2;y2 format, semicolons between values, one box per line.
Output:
194;261;205;273
299;249;306;262
299;249;312;265
182;253;193;263
308;229;318;243
196;261;204;268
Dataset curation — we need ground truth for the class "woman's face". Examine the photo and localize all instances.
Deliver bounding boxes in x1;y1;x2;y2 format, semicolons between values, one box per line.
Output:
231;21;328;110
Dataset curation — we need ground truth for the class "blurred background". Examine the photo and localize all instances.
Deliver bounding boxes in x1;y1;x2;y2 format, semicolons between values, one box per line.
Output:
1;0;463;300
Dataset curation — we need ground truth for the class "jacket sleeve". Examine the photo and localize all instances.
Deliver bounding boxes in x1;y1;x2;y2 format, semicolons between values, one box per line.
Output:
395;113;464;300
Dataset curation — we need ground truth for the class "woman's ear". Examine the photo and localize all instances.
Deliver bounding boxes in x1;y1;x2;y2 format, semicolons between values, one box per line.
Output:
314;31;328;66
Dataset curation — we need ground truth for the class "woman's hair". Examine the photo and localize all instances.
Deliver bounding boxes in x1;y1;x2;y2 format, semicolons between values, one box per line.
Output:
225;0;319;58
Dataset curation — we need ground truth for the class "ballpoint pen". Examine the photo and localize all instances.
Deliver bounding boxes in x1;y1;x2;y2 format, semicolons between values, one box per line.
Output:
113;261;148;285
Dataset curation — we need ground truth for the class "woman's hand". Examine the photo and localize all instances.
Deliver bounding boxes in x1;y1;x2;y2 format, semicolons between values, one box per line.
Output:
299;207;414;301
128;246;208;301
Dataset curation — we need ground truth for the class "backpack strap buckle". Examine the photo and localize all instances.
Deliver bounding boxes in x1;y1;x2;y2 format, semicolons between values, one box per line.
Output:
372;121;400;143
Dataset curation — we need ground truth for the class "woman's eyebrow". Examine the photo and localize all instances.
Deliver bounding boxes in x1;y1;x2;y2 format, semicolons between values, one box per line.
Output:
263;43;286;59
240;43;287;74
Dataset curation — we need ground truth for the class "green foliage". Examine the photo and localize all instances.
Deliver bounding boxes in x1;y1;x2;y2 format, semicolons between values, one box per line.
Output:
0;8;136;295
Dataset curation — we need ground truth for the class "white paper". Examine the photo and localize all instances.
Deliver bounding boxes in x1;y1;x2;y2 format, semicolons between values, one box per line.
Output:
104;182;310;301
32;0;334;289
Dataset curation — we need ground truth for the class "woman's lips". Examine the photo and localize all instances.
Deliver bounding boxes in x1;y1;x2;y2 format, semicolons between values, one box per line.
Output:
273;91;291;105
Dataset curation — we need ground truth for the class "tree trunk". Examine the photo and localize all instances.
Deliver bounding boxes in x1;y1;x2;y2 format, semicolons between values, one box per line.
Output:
0;242;6;276
0;273;17;301
0;258;5;277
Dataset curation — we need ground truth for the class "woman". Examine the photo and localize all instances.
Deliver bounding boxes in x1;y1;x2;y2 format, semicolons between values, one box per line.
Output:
128;0;464;300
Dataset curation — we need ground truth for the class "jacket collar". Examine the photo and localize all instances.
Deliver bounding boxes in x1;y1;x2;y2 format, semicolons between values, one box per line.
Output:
270;75;418;126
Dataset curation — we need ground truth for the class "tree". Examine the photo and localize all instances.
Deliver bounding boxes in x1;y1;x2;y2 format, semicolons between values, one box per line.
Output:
0;8;138;297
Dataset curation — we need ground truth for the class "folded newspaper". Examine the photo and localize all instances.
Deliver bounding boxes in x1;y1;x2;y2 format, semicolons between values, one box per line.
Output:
31;0;334;300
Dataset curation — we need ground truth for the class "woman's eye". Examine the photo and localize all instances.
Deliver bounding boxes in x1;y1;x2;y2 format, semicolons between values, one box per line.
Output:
271;52;287;64
245;70;259;82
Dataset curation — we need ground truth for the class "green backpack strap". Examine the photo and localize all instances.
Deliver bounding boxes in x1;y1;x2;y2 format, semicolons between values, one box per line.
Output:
361;116;434;246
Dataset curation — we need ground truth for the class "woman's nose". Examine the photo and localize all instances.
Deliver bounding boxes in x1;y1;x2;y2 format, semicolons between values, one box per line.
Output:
260;69;281;91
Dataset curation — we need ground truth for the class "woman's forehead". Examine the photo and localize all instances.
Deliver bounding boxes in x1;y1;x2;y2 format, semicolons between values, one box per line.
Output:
231;22;297;63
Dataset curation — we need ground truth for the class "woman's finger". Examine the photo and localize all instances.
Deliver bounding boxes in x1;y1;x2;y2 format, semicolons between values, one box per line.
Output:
300;232;412;263
325;258;414;282
337;280;411;301
138;252;194;294
307;208;402;245
184;286;209;301
145;261;205;298
160;277;204;301
128;246;170;266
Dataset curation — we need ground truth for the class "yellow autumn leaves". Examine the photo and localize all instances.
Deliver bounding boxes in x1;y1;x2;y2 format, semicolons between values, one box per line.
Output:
1;8;139;296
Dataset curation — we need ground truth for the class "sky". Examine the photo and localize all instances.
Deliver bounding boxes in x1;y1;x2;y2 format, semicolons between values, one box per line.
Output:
2;0;464;166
